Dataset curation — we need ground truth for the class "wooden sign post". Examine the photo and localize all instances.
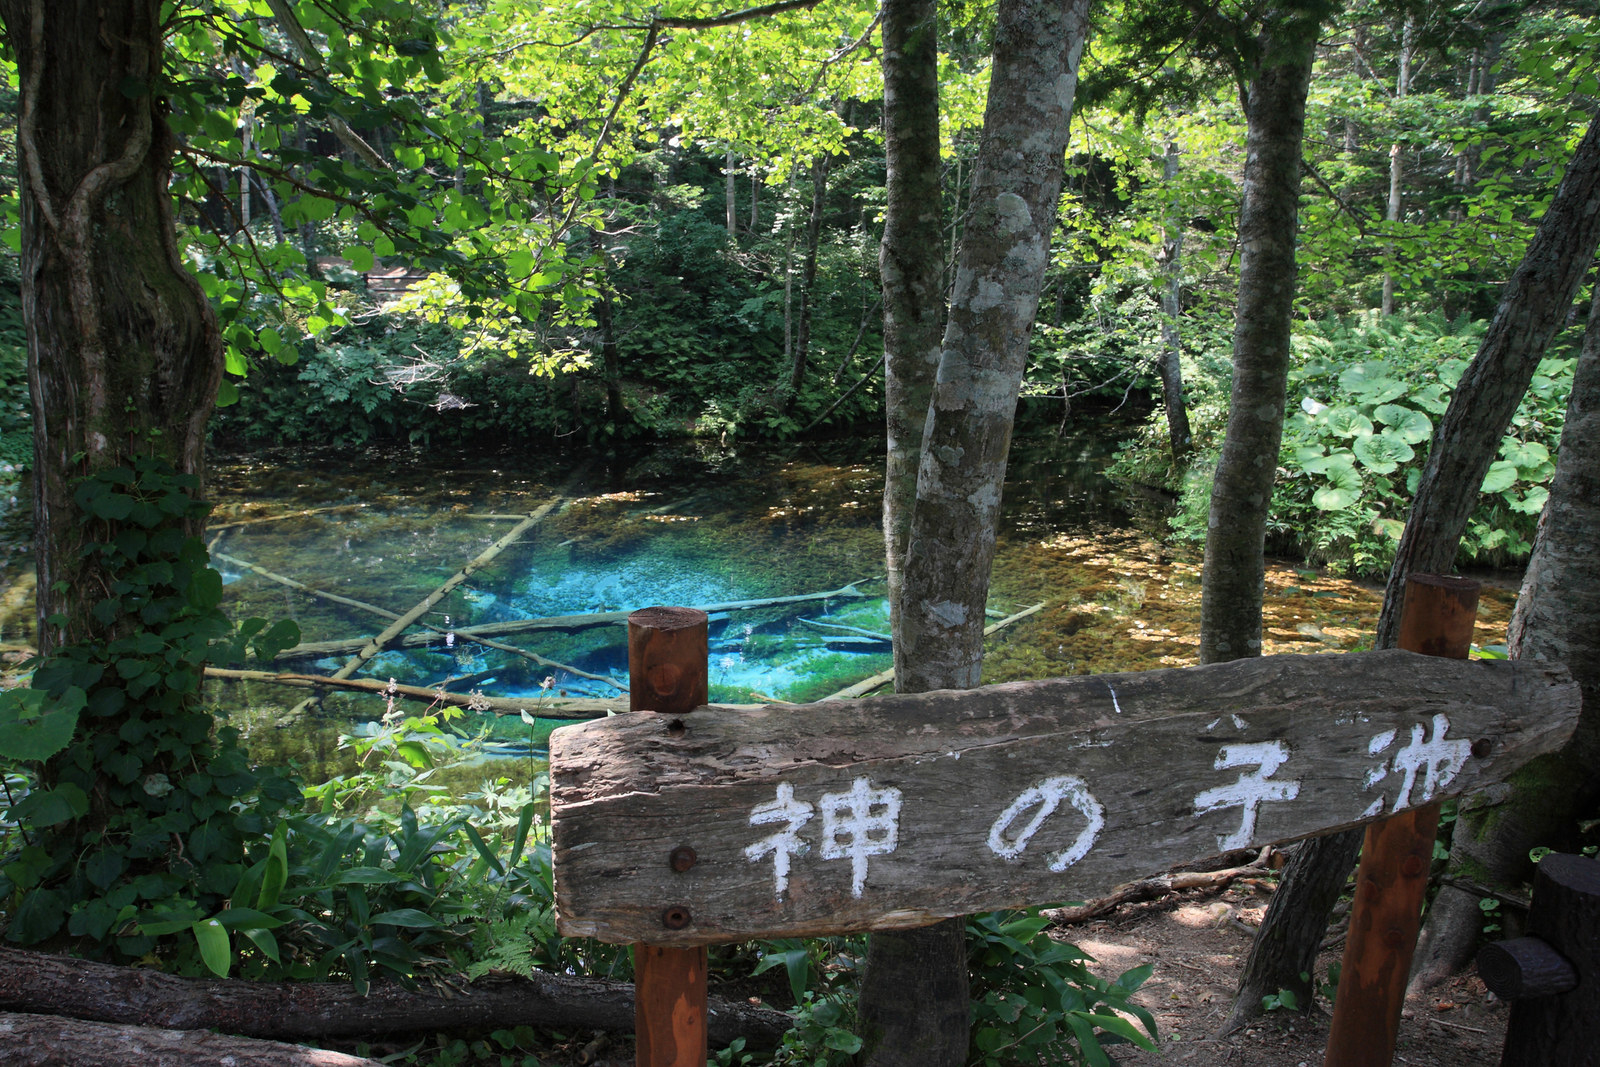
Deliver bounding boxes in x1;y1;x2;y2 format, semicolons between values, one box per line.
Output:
552;649;1577;948
1325;575;1480;1067
625;607;709;1067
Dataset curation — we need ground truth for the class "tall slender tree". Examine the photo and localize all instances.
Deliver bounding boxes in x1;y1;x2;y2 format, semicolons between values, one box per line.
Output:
861;0;1091;1061
1198;2;1333;665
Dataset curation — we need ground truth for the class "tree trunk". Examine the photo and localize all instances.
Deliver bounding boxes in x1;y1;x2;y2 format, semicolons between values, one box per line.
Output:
0;1013;382;1067
726;146;738;235
878;0;945;649
7;0;221;651
1374;108;1600;651
0;945;791;1050
1156;139;1192;459
1410;284;1600;989
1380;14;1414;316
861;2;1091;1064
780;153;833;413
1231;105;1600;1024
1197;10;1321;666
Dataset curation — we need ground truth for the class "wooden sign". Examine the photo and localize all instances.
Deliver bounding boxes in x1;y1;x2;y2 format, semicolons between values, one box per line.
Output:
550;650;1577;947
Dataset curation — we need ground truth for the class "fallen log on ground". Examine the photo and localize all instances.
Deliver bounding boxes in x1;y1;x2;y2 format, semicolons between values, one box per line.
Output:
819;602;1045;700
0;1012;384;1067
275;578;879;661
1042;852;1275;925
0;946;792;1050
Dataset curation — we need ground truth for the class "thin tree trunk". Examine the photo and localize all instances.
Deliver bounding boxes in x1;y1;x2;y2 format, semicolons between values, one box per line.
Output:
1198;10;1321;666
860;3;1091;1064
1381;14;1414;316
1233;105;1600;1025
781;153;833;413
1157;139;1192;459
726;146;738;235
1410;284;1600;989
878;0;945;649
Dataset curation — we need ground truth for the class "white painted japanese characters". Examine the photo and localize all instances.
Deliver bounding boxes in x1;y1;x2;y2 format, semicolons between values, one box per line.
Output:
550;650;1579;946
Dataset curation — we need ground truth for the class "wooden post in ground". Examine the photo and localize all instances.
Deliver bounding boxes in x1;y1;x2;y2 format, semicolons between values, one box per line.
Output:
1324;573;1480;1067
1480;853;1600;1066
627;607;710;1067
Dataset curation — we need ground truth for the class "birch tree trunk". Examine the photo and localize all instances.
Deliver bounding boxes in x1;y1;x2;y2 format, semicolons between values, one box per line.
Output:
1410;285;1600;988
1157;140;1192;459
1380;14;1414;316
878;0;944;647
860;2;1091;1063
1197;9;1321;666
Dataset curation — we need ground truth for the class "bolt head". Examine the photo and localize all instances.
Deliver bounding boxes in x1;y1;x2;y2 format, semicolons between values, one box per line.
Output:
670;846;698;872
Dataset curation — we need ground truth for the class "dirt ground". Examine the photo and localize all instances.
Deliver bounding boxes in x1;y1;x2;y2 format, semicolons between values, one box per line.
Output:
1070;883;1507;1067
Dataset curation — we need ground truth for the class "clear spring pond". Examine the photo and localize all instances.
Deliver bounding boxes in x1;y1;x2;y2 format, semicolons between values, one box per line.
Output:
1;422;1520;774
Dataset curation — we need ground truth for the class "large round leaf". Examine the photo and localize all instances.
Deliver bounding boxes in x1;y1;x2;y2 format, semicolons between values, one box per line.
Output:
1373;404;1433;444
1480;459;1519;495
1502;439;1551;472
1353;431;1415;475
1337;362;1407;404
1302;450;1356;476
1311;459;1362;511
1323;407;1374;437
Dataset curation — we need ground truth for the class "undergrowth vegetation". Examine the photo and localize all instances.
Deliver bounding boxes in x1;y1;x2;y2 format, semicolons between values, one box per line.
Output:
1110;312;1574;577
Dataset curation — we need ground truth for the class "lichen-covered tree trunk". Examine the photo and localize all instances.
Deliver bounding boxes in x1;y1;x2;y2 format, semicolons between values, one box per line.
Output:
1230;105;1600;1024
4;0;221;652
1157;140;1192;459
1197;11;1320;665
1410;284;1600;988
861;1;1090;1063
879;0;944;644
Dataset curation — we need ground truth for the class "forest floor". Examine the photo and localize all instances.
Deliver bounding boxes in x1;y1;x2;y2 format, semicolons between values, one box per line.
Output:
1069;881;1507;1067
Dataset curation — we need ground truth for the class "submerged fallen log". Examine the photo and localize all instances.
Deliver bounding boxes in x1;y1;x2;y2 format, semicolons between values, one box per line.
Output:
205;668;622;719
205;504;368;533
216;551;624;692
276;578;879;661
0;946;791;1051
0;1012;384;1067
818;602;1045;700
286;476;583;717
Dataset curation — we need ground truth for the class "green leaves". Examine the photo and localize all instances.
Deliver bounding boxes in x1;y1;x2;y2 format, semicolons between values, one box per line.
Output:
0;686;85;762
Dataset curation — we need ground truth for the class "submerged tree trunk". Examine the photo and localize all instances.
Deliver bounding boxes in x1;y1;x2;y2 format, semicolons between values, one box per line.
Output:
1233;105;1600;1024
1156;139;1192;459
6;0;221;651
1410;285;1600;988
861;2;1091;1064
1197;9;1321;666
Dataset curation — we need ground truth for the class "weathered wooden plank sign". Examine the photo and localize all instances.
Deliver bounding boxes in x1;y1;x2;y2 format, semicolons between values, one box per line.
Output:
550;650;1577;947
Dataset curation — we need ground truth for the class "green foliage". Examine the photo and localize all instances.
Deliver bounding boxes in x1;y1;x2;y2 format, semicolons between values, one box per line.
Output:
967;908;1157;1067
0;460;303;953
0;280;27;476
1114;312;1574;576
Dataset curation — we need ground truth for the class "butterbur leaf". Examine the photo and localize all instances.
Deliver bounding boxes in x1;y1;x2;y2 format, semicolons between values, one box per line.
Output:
1481;460;1519;494
1323;408;1374;437
1353;432;1414;474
